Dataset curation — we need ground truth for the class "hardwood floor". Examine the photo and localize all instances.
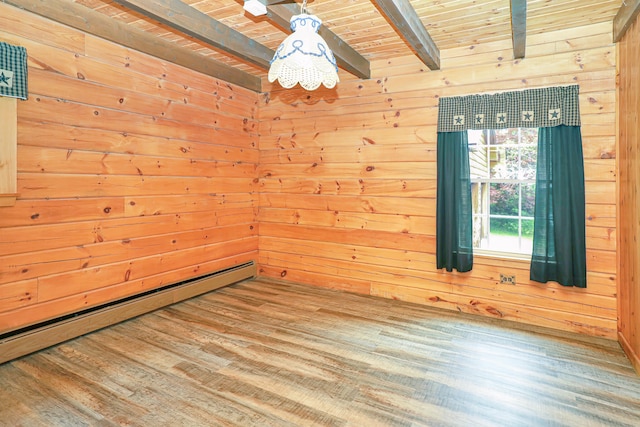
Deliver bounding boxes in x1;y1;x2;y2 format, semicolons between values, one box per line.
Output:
1;278;639;427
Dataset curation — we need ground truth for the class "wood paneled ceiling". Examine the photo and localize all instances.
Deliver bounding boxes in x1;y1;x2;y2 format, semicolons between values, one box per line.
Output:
7;0;640;92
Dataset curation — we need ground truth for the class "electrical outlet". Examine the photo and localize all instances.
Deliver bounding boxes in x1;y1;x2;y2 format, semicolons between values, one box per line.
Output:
500;274;516;285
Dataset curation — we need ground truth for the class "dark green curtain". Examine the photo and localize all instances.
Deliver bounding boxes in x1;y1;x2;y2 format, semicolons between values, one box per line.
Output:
530;125;587;287
436;131;473;272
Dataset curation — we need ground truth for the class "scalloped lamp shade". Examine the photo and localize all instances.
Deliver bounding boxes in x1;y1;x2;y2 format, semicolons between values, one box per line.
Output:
268;14;339;91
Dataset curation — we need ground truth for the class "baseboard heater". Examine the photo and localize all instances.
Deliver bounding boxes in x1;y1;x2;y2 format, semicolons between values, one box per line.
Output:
0;261;256;365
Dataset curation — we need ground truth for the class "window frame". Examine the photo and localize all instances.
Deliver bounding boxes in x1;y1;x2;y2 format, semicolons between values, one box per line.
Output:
0;96;18;207
468;127;538;258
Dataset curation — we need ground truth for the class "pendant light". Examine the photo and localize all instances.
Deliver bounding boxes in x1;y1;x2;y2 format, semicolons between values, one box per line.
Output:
268;0;339;90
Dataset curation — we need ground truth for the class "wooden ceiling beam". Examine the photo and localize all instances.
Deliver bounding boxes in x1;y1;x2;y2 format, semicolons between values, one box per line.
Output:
510;0;527;59
4;0;263;92
371;0;440;70
111;0;274;70
266;3;371;79
613;0;640;42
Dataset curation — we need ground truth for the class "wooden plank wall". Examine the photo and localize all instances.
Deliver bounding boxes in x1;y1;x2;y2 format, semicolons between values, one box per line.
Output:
0;4;259;335
259;22;618;338
617;11;640;372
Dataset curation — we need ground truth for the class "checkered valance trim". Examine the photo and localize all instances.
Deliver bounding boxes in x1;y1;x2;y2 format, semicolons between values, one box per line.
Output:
0;42;28;100
437;85;580;132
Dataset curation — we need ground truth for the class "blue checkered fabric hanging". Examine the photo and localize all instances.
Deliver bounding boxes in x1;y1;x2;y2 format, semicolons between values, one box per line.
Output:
0;42;28;100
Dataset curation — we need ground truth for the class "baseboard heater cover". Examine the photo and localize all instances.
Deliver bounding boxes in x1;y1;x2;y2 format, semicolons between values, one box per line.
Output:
0;261;256;365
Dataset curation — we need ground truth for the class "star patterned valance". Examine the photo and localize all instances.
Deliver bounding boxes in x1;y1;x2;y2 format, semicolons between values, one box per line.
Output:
437;85;580;132
0;42;28;100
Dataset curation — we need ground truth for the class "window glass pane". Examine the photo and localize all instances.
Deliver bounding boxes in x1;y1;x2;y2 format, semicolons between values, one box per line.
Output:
490;147;520;179
468;129;484;144
489;146;504;179
521;184;536;217
471;183;481;213
471;182;489;249
489;217;521;252
472;215;489;250
490;183;518;216
492;129;513;145
519;145;537;179
521;128;538;144
522;219;534;239
469;145;488;180
521;219;535;253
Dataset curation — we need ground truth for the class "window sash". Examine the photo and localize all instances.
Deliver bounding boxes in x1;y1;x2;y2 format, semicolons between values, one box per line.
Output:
470;127;537;255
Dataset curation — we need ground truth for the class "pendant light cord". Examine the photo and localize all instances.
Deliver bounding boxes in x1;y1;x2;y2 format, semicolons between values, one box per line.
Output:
301;0;307;14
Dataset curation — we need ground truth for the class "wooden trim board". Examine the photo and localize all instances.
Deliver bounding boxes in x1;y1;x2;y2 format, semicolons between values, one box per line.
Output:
619;331;640;376
0;261;257;364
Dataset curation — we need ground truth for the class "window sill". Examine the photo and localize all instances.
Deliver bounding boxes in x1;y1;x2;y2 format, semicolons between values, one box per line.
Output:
474;249;530;262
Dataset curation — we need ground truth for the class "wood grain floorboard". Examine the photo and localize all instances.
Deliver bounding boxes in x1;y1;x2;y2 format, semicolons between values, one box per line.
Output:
1;277;639;426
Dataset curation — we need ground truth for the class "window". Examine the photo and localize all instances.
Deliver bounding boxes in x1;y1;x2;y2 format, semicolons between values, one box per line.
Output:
0;41;28;208
0;97;17;207
468;128;538;255
436;85;587;286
